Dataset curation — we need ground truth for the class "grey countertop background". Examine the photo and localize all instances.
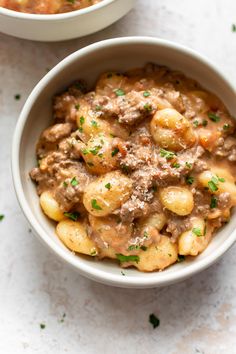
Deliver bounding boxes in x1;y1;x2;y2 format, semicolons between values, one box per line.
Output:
0;0;236;353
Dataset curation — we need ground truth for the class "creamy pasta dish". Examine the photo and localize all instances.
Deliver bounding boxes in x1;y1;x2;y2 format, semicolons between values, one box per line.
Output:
30;63;236;272
0;0;102;14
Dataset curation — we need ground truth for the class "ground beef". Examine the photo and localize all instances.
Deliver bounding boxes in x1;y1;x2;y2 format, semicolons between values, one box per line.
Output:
165;214;192;241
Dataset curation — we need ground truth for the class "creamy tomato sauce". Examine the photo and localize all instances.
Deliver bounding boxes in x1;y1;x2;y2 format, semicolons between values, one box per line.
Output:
0;0;102;14
30;63;236;272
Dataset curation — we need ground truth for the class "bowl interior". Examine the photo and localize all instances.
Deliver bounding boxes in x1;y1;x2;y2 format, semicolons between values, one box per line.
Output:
15;38;236;287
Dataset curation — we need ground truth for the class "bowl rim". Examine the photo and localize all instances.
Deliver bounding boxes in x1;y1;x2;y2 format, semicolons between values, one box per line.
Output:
0;0;115;20
12;36;236;288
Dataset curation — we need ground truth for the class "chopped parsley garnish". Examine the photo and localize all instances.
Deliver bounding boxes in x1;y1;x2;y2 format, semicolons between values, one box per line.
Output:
90;146;102;155
185;162;192;169
105;183;111;190
128;244;147;251
91;120;98;128
116;253;140;263
193;120;199;127
14;94;21;100
71;177;79;186
143;231;149;239
143;103;152;112
121;271;126;276
186;176;194;185
40;323;46;329
160;148;176;160
192;227;202;237
0;215;4;221
208;112;221;122
143;91;151;97
210;196;218;209
202;119;208;127
75;104;80;110
63;181;68;188
121;165;130;174
172;162;180;168
149;314;160;329
111;147;119;157
223;124;230;130
80;116;85;125
115;89;125;96
208;175;225;192
95;105;102;111
177;255;185;262
232;24;236;32
90;248;97;256
64;212;80;221
91;199;102;210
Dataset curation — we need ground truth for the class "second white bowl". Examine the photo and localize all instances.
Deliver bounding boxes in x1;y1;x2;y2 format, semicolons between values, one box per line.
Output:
0;0;135;41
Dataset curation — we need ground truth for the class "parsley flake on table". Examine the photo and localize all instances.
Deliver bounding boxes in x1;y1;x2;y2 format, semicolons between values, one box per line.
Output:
14;94;21;100
149;314;160;329
0;215;4;221
91;199;102;210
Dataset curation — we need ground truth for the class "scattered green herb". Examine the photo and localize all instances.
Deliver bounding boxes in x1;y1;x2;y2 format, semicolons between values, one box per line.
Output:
64;212;80;221
0;215;4;221
116;253;140;263
149;314;160;329
90;146;102;155
90;249;97;256
91;120;98;128
232;24;236;32
105;183;111;190
143;231;149;239
143;91;151;97
63;181;68;188
223;124;230;130
111;147;119;157
121;271;126;276
160;148;176;160
208;112;221;122
59;313;66;323
202;119;208;127
193;120;199;127
40;323;46;329
192;227;202;237
91;199;102;210
210;196;218;209
95;105;102;111
75;104;80;110
185;162;192;169
71;177;79;187
14;94;21;100
115;89;125;96
172;162;180;168
143;103;153;112
208;175;225;192
186;176;194;185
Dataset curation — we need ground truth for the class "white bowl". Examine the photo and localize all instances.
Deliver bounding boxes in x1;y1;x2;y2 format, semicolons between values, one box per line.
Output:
0;0;135;41
12;37;236;288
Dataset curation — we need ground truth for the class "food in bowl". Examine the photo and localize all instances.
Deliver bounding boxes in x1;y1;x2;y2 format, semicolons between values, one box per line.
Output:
30;63;236;272
0;0;102;14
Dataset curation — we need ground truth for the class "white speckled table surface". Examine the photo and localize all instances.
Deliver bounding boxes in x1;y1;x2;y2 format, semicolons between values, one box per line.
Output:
1;0;236;353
